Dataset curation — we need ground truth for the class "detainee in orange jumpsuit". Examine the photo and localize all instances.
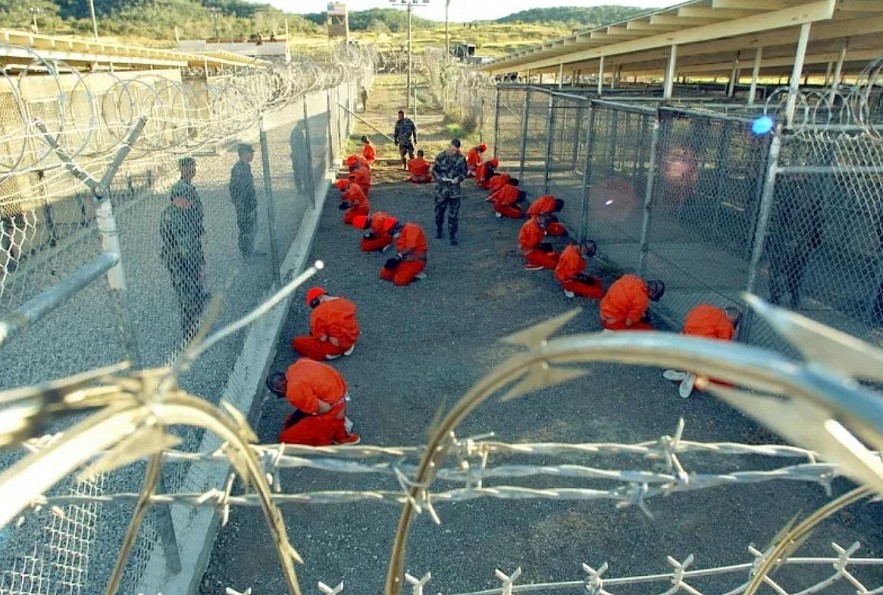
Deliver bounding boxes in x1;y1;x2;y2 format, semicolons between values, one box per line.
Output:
353;213;395;252
291;287;360;361
361;135;376;167
407;149;432;183
465;143;487;176
663;305;741;397
380;221;428;286
336;179;369;225
346;154;369;170
266;359;360;446
555;241;604;299
486;172;511;194
476;158;499;188
519;215;560;271
348;167;371;192
599;275;665;330
488;177;527;219
527;195;567;236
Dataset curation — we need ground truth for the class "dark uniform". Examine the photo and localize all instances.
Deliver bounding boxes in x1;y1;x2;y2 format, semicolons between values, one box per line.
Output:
393;117;418;164
160;179;208;341
229;159;257;256
431;148;468;245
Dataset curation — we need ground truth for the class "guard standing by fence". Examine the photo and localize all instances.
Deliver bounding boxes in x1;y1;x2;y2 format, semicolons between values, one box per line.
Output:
160;157;209;342
229;144;258;257
431;139;468;246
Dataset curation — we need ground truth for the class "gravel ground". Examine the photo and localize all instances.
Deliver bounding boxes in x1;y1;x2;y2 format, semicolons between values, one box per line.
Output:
201;171;883;594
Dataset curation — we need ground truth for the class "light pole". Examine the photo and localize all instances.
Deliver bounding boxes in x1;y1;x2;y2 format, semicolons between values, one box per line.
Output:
29;7;41;34
389;0;429;109
87;0;99;40
209;7;221;42
445;0;451;59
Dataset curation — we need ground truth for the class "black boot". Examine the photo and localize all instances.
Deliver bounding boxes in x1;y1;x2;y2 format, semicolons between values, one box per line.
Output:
449;232;458;246
436;227;444;239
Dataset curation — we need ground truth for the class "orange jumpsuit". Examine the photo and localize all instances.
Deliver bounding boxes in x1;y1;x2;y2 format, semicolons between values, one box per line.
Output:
465;147;483;173
518;218;559;269
279;359;351;446
487;173;511;194
407;157;432;183
360;211;395;252
291;297;360;360
488;184;524;219
346;154;369;170
348;167;371;191
527;196;566;236
554;245;604;299
599;275;653;331
362;144;376;166
683;305;734;341
380;223;427;286
340;183;369;225
476;161;496;188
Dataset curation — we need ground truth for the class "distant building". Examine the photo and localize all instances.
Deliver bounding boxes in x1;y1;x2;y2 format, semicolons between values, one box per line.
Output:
327;3;349;40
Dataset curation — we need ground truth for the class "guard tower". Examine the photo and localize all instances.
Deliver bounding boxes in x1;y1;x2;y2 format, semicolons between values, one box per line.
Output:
327;3;349;40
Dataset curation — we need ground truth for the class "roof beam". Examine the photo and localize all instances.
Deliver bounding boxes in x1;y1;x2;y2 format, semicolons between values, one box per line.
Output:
649;15;719;25
712;0;794;8
835;0;883;11
484;0;837;74
626;20;684;31
677;7;764;18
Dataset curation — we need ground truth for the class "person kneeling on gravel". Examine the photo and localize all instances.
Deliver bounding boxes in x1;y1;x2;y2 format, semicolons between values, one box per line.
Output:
290;286;359;362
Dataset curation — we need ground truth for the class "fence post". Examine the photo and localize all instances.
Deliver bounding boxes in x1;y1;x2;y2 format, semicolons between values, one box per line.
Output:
543;94;556;194
571;100;583;171
302;93;316;207
479;95;486;144
518;87;531;181
745;126;783;295
259;114;283;286
579;100;596;243
492;86;501;156
327;88;336;163
638;110;662;276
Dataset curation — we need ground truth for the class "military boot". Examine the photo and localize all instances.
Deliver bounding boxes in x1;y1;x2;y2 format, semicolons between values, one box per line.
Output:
449;232;458;246
436;226;444;239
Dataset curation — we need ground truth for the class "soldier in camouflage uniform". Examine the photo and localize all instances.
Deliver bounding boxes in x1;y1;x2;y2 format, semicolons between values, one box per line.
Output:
160;157;209;342
229;144;257;256
431;139;468;246
393;110;418;169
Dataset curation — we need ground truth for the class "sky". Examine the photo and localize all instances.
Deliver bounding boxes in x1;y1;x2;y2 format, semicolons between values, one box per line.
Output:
277;1;684;23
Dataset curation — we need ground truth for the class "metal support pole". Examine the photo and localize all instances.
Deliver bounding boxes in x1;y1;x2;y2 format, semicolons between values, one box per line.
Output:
824;61;833;87
558;63;564;89
444;0;451;58
663;45;677;101
479;95;486;143
543;94;556;194
571;100;583;170
748;47;763;106
638;112;662;276
406;2;412;110
785;23;812;129
746;126;783;294
492;86;501;157
88;0;99;40
597;57;605;97
302;94;316;207
727;53;740;98
259;115;282;286
578;102;596;243
518;88;531;181
829;40;847;104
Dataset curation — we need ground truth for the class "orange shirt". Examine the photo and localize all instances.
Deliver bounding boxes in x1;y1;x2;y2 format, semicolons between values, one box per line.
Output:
310;297;360;347
683;304;734;341
396;223;428;261
527;195;558;217
348;168;371;190
363;144;376;164
600;275;649;326
466;147;483;169
518;218;546;251
408;157;431;179
476;161;496;186
489;185;521;207
554;245;585;283
341;183;369;209
487;174;511;193
366;211;393;235
285;358;348;415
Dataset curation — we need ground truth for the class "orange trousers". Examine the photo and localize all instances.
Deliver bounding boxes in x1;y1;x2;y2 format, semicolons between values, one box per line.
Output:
524;249;559;270
409;175;432;184
601;319;655;331
494;204;524;219
278;408;348;446
561;277;604;299
361;235;392;252
291;336;353;361
380;260;426;286
343;205;369;225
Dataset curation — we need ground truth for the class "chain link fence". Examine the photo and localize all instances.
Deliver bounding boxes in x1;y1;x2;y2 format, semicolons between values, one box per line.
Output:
0;42;369;594
481;82;883;352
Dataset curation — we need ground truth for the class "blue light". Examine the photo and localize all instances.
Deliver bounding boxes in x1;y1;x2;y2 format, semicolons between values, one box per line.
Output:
752;116;774;135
